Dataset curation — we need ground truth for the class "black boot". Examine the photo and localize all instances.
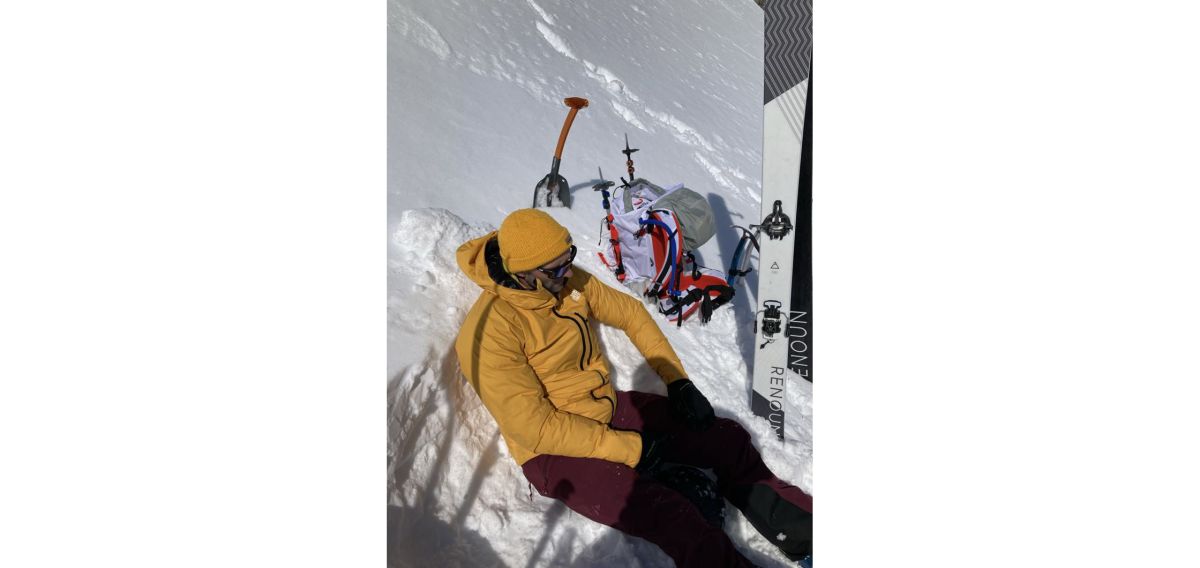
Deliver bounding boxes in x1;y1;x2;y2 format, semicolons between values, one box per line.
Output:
651;463;726;529
729;483;812;562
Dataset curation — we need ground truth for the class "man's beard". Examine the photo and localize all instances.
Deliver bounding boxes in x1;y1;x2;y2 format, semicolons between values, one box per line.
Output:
543;277;567;295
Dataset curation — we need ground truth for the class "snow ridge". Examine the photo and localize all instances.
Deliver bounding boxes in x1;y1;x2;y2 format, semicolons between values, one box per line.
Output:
610;101;649;132
535;21;577;61
390;4;451;61
540;25;758;203
525;0;556;26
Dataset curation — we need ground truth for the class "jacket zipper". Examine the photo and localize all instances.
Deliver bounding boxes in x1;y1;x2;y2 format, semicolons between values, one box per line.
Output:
572;312;594;365
551;308;616;415
550;307;588;371
568;313;616;415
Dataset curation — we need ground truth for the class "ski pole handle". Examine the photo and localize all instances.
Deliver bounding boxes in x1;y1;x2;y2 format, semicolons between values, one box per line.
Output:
553;97;589;159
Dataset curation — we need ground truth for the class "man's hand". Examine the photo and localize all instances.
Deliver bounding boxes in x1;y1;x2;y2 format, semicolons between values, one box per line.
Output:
668;379;716;432
636;431;671;474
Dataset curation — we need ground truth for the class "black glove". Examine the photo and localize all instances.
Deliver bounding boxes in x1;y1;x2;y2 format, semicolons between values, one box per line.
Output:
668;379;715;432
636;431;671;474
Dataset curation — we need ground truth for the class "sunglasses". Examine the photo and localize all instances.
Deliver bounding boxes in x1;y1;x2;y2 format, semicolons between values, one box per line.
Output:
535;245;577;278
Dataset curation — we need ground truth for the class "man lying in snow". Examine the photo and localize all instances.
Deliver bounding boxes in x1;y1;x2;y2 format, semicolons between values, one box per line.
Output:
455;209;812;567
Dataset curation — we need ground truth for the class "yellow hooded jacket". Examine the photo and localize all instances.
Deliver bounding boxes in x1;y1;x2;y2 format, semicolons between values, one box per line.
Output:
455;232;688;469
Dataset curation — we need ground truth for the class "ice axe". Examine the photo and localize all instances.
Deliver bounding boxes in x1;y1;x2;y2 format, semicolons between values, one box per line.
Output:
533;97;589;208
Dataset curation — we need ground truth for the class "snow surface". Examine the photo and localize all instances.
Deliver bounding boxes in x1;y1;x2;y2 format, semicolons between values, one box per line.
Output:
388;1;811;566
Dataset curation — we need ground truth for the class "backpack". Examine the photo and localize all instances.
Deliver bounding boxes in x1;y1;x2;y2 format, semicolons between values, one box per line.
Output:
596;178;734;324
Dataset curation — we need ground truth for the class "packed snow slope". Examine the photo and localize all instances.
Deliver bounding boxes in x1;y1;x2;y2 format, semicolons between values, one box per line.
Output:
388;1;811;566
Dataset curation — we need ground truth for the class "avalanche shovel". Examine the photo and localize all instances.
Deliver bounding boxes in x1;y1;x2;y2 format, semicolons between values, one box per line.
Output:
533;97;589;208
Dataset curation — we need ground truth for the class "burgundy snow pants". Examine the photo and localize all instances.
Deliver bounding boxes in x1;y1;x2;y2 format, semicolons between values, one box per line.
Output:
521;390;813;568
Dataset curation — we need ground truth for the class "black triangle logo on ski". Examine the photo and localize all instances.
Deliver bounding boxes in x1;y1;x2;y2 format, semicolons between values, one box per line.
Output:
770;261;780;270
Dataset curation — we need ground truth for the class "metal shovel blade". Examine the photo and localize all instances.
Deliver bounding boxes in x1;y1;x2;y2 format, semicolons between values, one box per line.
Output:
533;174;570;208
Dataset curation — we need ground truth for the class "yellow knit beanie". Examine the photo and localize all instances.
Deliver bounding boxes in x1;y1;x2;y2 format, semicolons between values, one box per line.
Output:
498;209;573;273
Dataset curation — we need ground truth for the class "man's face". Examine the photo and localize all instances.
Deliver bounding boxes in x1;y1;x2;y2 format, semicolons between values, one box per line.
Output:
520;246;575;296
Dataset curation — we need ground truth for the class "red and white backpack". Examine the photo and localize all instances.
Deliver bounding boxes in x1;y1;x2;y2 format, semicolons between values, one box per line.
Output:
596;179;733;324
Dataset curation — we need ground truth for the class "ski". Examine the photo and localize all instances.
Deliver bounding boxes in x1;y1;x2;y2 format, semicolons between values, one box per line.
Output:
750;0;812;440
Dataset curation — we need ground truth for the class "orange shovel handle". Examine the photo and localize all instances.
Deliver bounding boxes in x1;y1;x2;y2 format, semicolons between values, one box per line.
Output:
553;97;589;159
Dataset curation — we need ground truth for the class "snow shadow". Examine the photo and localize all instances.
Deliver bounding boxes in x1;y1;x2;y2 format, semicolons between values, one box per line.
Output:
450;430;502;527
387;347;461;500
563;529;664;568
707;192;759;373
568;179;599;207
388;346;510;567
523;497;571;568
387;368;443;495
566;178;606;212
388;504;506;568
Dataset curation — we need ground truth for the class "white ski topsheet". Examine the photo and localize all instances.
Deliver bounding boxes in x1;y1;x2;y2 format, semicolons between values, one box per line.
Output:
751;78;808;440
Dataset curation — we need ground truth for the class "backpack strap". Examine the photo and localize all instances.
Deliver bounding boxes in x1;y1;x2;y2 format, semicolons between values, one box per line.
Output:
639;210;684;299
659;283;735;325
598;185;627;281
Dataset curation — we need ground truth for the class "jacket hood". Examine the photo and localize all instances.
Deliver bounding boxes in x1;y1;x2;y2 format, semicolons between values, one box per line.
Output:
457;231;558;311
